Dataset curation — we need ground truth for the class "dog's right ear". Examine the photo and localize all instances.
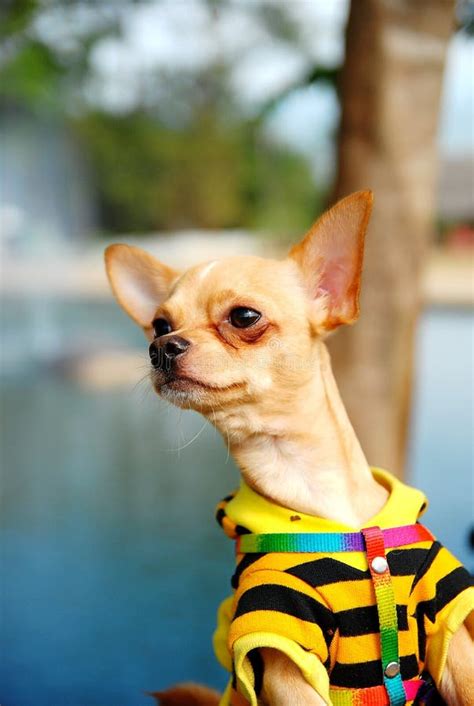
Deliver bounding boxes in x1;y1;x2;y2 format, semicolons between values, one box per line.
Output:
104;244;179;329
288;190;373;332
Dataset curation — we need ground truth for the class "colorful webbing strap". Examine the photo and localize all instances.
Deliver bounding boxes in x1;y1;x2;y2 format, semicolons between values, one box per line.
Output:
362;527;406;706
236;523;433;554
330;679;423;706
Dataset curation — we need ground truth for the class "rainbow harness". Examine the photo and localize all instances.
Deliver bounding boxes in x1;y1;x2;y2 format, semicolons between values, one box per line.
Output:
236;523;433;706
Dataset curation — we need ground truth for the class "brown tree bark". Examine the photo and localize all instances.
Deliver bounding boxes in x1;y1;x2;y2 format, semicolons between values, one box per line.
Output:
329;0;455;477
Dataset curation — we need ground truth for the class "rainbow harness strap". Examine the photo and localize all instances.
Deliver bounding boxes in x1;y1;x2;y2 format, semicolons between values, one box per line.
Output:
235;523;434;706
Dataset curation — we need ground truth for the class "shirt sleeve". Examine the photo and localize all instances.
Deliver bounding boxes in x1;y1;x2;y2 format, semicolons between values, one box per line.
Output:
228;568;335;706
213;594;235;672
411;543;474;686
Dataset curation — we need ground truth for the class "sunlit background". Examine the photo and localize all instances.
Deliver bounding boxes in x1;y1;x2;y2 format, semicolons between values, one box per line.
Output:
1;2;473;705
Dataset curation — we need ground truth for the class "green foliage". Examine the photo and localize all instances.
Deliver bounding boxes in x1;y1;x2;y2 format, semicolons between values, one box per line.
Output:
0;0;38;40
74;110;319;236
1;40;66;111
0;0;329;237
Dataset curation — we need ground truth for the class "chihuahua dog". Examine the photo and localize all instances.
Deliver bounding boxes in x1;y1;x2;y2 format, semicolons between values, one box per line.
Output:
105;192;473;706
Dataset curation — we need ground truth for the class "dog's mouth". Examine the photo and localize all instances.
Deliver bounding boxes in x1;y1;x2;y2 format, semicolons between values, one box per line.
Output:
153;373;245;394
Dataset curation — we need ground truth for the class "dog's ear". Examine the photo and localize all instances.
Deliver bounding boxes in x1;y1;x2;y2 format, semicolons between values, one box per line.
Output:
288;190;373;331
104;244;179;329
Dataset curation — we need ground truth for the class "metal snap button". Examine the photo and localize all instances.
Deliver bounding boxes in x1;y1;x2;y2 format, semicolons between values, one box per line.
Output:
371;556;388;574
384;661;400;678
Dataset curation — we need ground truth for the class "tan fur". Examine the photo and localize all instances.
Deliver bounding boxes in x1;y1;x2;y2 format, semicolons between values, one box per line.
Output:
439;622;474;706
105;191;472;705
260;649;327;706
149;683;220;706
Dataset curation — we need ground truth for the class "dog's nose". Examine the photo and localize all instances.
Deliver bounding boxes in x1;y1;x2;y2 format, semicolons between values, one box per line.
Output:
163;336;190;359
149;336;191;369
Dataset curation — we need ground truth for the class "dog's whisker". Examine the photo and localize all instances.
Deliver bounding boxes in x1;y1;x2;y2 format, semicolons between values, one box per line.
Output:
171;419;209;453
132;370;151;395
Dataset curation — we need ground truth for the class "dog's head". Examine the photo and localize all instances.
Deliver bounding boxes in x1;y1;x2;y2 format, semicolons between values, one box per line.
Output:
105;191;373;428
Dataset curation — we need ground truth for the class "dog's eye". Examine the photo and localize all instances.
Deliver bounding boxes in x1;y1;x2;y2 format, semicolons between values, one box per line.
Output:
229;307;261;328
152;318;172;338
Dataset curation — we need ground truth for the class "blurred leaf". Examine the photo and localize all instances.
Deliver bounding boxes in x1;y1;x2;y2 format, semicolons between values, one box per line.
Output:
254;2;301;46
456;0;474;34
0;40;66;111
257;64;340;124
0;0;38;40
0;1;121;113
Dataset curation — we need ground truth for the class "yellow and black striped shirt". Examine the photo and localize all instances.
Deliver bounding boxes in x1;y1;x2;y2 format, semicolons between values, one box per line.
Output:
213;469;474;706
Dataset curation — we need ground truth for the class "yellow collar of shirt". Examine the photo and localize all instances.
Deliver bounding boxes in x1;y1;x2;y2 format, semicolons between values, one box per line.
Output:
222;468;428;535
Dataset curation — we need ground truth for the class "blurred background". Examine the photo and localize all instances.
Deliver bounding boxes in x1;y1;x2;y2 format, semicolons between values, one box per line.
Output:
0;1;472;705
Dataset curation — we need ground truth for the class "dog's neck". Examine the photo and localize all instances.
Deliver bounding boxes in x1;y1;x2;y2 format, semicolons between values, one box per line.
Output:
212;342;388;527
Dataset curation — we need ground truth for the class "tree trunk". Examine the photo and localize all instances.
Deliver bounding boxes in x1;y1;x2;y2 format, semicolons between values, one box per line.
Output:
329;0;455;477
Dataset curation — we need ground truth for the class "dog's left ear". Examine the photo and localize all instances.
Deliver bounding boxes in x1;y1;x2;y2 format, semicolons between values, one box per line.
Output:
104;244;179;329
288;190;373;331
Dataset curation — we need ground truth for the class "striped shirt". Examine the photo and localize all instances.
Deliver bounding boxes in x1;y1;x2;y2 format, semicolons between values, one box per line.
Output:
213;469;474;706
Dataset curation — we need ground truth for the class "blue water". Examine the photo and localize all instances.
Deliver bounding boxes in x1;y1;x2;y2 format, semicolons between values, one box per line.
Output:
1;301;472;706
409;308;473;569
